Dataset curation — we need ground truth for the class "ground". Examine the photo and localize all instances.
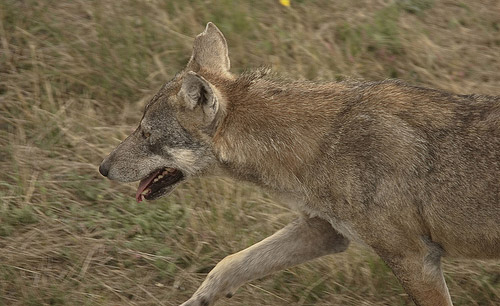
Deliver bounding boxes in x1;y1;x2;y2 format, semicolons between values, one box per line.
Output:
0;0;499;305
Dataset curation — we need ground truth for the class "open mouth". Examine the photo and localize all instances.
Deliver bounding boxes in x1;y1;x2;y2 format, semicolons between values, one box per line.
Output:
136;168;184;202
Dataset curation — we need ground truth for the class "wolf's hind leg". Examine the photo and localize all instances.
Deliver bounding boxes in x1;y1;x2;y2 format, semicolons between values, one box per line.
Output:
179;216;349;306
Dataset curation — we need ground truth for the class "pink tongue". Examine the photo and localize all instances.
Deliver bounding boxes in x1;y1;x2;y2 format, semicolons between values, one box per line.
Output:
135;169;161;203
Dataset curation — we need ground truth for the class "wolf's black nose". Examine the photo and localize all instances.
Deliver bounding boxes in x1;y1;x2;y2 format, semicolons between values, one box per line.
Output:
99;162;109;177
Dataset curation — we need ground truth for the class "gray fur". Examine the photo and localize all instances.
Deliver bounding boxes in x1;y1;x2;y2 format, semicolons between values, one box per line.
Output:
100;23;500;306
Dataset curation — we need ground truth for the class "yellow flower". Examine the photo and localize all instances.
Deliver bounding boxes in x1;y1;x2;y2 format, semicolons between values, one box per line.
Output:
280;0;290;7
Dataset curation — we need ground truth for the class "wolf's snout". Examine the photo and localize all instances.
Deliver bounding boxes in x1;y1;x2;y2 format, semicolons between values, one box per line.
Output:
99;159;110;177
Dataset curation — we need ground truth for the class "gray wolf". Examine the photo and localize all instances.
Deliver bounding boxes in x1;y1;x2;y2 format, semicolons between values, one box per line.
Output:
99;22;500;306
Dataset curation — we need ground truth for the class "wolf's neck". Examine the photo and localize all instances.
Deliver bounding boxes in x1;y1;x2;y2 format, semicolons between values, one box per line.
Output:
212;75;349;192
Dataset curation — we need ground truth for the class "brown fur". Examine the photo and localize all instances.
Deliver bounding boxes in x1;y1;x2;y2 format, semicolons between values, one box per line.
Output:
100;23;500;306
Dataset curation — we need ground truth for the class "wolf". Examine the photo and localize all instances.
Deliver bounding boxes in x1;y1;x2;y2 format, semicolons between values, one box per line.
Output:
99;22;500;306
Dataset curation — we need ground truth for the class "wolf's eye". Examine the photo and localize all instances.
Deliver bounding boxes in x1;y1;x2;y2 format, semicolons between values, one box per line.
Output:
142;130;151;139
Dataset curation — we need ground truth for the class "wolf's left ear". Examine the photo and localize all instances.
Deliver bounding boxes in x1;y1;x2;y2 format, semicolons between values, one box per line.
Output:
180;71;219;120
187;22;230;74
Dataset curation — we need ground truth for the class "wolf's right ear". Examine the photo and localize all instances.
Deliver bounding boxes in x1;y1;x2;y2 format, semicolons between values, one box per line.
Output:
180;71;219;120
187;22;230;74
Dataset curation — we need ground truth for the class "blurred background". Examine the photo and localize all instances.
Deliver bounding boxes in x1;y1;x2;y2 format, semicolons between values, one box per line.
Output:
1;0;499;305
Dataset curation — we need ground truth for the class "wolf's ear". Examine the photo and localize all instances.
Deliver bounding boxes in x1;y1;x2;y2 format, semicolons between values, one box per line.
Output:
187;22;230;74
180;71;219;119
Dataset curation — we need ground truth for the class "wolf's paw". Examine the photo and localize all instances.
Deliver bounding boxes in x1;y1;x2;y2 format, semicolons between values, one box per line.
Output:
180;290;235;306
179;296;212;306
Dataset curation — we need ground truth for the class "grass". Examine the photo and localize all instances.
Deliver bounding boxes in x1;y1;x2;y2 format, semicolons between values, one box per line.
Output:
1;0;499;305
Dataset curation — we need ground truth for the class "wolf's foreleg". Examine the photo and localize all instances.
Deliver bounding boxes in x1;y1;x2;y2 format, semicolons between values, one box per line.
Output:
179;216;349;306
373;238;453;306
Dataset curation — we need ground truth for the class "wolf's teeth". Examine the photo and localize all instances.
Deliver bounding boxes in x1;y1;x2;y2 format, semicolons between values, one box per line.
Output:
162;168;175;175
157;174;163;180
142;188;151;195
153;178;159;182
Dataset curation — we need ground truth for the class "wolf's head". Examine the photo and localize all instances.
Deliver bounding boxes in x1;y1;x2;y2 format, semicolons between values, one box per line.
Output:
99;23;231;202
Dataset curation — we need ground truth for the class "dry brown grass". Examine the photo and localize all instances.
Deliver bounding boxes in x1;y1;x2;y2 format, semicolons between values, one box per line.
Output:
0;0;499;305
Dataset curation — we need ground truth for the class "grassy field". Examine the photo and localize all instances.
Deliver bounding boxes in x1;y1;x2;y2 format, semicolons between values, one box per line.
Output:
1;0;499;305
